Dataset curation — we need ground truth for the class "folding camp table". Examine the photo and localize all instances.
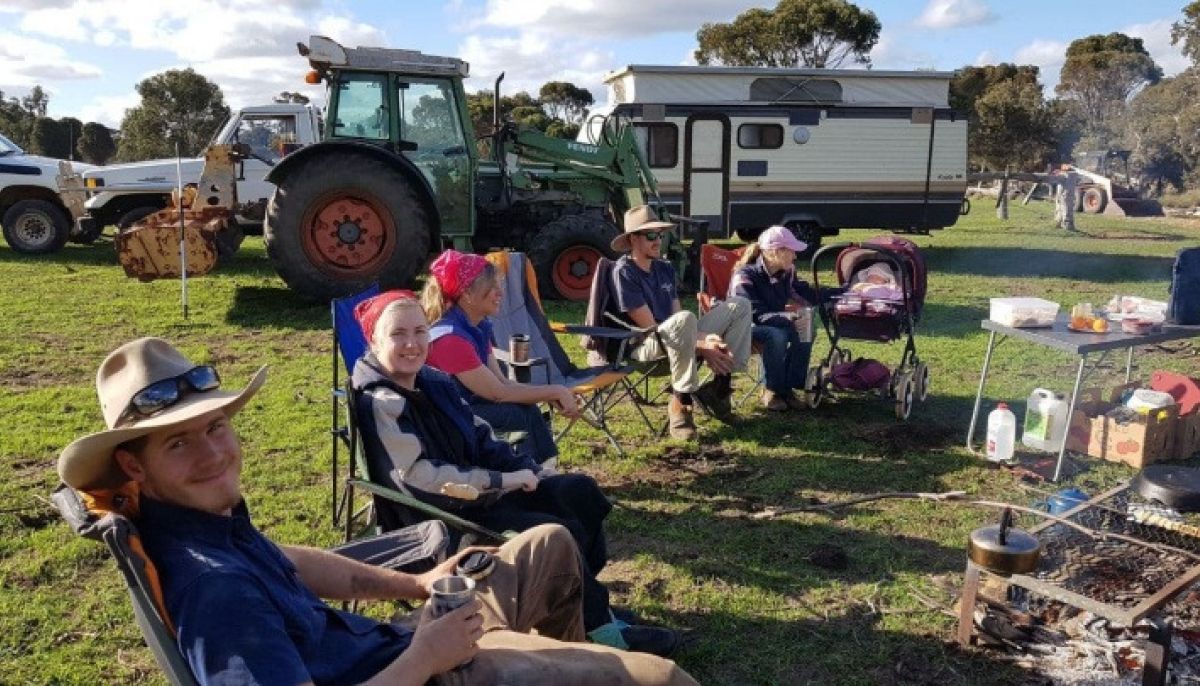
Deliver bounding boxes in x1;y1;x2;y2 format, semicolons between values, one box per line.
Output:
965;316;1200;481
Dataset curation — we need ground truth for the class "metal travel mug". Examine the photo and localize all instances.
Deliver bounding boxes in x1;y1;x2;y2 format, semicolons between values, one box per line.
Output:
510;334;530;363
793;306;815;343
430;575;478;668
430;575;476;618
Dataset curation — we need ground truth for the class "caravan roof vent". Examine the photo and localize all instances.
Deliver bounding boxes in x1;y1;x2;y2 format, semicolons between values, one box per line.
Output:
750;77;842;104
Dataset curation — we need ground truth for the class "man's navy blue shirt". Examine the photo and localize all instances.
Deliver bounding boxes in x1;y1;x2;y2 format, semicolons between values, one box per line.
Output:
137;497;413;686
613;254;677;323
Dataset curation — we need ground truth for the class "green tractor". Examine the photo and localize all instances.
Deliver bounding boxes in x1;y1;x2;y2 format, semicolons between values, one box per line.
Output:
264;35;663;301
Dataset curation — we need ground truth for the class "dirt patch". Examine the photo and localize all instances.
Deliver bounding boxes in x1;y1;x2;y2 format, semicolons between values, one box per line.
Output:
805;543;849;571
598;445;752;490
0;366;73;390
853;422;959;458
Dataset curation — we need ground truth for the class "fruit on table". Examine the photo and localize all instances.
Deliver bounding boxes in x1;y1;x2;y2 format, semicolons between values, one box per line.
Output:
1091;318;1108;333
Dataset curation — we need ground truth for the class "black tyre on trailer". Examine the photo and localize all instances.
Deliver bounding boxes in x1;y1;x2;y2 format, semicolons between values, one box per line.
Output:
2;198;70;254
265;150;433;301
527;212;619;301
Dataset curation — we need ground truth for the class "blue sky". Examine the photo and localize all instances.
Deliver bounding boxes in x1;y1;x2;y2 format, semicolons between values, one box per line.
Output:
0;0;1190;128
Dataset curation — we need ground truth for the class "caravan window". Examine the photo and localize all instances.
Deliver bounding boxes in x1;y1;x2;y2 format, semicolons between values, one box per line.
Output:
633;123;678;168
737;123;783;149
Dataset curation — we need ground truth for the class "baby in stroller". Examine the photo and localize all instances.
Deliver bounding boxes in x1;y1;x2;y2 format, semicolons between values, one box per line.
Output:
810;236;930;419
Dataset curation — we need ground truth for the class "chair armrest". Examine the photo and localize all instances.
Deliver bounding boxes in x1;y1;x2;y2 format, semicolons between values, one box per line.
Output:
494;348;548;368
558;325;637;340
603;311;654;334
347;478;513;543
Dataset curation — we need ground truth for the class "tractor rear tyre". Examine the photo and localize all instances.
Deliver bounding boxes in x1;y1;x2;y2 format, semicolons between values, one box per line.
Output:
265;153;432;301
528;213;619;301
2;199;70;254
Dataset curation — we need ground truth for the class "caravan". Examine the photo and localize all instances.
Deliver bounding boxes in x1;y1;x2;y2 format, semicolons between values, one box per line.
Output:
582;65;968;249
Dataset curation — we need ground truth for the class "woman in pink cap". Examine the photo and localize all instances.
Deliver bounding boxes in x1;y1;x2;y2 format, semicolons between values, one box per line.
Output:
729;226;825;411
420;249;579;466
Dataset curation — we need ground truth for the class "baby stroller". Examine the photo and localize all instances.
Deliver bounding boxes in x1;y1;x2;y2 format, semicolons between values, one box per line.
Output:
806;236;929;419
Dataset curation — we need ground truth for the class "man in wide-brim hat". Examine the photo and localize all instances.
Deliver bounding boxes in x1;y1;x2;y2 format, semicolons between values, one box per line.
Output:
58;337;697;685
608;205;753;440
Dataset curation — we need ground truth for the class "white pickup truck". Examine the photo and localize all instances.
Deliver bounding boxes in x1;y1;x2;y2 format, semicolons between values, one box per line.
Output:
78;103;321;236
0;132;94;253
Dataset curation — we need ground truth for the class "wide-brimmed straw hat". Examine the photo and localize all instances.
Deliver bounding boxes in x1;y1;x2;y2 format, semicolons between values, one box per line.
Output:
57;337;267;491
610;205;675;253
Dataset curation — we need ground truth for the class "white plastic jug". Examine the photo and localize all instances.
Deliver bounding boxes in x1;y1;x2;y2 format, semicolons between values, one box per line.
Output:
1022;388;1069;452
986;402;1016;463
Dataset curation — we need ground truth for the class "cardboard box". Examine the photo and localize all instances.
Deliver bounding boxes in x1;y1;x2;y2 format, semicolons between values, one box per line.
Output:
1065;385;1177;468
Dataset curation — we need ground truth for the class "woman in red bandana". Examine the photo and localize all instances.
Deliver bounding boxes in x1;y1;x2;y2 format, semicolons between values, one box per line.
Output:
420;249;580;467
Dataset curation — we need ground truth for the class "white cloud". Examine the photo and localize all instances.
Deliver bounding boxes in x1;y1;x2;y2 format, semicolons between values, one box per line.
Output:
459;31;612;101
1123;18;1190;77
914;0;995;29
974;50;996;66
869;31;938;71
77;92;139;127
478;0;761;37
0;31;101;91
1015;38;1067;89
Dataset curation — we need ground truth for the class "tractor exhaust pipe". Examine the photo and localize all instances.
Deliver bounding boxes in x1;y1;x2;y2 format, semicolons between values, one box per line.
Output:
493;72;505;132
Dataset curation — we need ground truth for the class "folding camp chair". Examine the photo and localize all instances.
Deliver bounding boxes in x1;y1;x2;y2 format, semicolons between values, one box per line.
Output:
331;283;379;527
697;244;766;408
51;482;449;686
581;256;676;410
331;286;514;549
483;251;659;454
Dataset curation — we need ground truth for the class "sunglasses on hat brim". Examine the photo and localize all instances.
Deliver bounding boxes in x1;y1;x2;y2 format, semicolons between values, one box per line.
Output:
115;365;222;427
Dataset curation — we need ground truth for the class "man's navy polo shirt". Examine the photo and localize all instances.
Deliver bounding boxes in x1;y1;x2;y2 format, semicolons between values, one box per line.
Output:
137;497;413;686
613;254;677;323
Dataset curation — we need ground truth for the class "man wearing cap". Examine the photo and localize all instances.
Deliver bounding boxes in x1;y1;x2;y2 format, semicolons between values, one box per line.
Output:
58;337;697;685
610;205;752;440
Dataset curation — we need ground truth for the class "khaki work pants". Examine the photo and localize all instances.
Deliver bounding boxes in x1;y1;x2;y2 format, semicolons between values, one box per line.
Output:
630;296;753;394
436;524;698;686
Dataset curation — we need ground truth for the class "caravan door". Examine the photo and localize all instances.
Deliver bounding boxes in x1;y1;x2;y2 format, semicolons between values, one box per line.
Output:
683;115;730;238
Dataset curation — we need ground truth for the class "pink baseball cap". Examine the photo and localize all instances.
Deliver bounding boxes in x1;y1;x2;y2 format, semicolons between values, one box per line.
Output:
757;226;808;253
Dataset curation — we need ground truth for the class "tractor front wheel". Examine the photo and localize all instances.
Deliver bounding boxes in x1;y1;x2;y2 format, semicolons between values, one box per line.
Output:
265;153;432;301
528;213;619;300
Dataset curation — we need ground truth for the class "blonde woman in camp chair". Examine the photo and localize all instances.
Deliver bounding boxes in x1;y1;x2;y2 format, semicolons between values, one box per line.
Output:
421;249;580;467
351;290;683;657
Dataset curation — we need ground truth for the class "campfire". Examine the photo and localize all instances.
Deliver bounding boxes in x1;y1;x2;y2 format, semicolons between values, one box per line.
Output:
960;481;1200;685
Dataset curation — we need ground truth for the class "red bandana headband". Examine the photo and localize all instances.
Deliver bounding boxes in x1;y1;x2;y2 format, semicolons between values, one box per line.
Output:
429;250;488;302
354;290;419;342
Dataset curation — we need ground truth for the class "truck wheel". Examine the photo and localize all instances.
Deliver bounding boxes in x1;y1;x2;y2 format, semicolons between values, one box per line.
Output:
528;213;619;301
1081;187;1107;214
265;153;432;301
216;222;245;262
2;199;70;254
116;206;162;231
784;221;822;259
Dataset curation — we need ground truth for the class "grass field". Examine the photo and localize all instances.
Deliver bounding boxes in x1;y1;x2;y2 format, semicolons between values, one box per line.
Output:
2;202;1199;685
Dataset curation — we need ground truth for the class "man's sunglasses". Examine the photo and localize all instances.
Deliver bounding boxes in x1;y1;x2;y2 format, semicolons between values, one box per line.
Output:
117;365;221;426
639;231;664;241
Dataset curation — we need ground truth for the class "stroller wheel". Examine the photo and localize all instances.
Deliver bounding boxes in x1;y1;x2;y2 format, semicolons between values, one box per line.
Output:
805;367;823;408
894;372;914;420
915;362;930;402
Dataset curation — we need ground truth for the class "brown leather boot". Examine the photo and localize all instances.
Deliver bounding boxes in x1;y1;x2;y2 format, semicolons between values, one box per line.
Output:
668;396;698;440
761;389;787;412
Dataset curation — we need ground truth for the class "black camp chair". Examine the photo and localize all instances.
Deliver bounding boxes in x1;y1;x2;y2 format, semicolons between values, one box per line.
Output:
51;483;448;686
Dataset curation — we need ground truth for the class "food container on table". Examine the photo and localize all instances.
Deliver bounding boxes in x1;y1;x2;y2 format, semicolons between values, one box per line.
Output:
989;297;1059;328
